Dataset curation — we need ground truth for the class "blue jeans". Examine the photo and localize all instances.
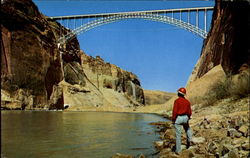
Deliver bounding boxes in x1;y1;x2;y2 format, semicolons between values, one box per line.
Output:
174;115;192;153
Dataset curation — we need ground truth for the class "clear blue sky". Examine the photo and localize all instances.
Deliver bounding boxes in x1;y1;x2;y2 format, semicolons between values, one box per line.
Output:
33;0;215;93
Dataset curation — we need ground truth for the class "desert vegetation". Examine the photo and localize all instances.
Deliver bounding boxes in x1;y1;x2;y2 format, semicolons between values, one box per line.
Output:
190;69;250;107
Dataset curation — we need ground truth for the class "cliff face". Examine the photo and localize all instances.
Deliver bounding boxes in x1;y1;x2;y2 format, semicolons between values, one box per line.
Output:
1;0;64;109
187;0;250;99
81;53;145;105
189;0;250;82
1;0;145;110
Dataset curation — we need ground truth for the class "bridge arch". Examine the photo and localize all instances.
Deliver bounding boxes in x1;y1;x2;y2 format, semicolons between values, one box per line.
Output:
58;14;207;44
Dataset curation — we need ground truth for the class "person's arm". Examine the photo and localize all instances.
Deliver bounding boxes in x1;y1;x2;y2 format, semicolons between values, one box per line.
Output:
187;102;192;119
172;100;178;123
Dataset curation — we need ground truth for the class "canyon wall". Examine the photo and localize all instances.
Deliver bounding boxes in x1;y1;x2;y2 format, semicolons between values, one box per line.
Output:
187;0;250;99
191;0;249;80
1;0;64;109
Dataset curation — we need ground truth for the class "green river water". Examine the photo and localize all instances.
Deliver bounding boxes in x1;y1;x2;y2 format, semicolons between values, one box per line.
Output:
1;111;166;158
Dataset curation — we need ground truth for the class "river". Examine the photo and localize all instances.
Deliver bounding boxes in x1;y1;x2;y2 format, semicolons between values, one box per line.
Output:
1;111;166;158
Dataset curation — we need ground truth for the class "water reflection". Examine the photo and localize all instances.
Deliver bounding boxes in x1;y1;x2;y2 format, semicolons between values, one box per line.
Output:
1;111;165;158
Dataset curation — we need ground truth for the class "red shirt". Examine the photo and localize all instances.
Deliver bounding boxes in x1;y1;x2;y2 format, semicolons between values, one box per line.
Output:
172;97;192;122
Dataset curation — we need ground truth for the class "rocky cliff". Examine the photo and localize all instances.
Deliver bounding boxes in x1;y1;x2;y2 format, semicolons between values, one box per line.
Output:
81;53;145;104
1;0;145;110
1;0;64;109
60;52;145;111
187;0;250;99
191;0;249;80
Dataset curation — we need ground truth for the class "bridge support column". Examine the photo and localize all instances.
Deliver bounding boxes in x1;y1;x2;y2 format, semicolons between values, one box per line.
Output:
196;9;199;28
204;9;207;33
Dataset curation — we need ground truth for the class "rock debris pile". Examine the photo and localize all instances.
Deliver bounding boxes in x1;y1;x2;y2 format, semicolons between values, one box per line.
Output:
152;113;249;158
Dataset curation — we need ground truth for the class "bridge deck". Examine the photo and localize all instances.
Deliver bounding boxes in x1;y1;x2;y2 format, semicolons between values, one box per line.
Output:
49;6;214;20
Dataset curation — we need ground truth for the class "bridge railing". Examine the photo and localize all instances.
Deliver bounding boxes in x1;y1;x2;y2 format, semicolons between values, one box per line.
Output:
48;7;214;45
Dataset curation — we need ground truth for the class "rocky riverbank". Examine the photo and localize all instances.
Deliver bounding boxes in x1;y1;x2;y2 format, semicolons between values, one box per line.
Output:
153;97;249;158
109;96;249;158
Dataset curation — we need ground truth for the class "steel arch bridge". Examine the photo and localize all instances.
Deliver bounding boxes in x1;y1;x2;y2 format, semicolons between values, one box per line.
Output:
49;7;214;45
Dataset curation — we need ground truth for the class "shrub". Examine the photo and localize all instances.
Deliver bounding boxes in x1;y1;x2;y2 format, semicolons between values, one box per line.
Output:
230;72;250;98
203;72;250;106
210;78;231;100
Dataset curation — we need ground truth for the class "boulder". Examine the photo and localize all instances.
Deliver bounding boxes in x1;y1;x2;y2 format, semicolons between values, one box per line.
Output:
154;141;164;149
238;125;249;137
194;144;207;155
137;154;146;158
232;138;245;146
221;144;234;156
192;137;205;144
48;85;63;110
207;141;219;155
199;118;211;129
187;65;226;102
220;120;230;128
26;95;34;110
241;140;250;151
229;117;242;129
179;150;195;158
227;128;242;138
228;149;239;158
239;150;249;158
111;153;134;158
